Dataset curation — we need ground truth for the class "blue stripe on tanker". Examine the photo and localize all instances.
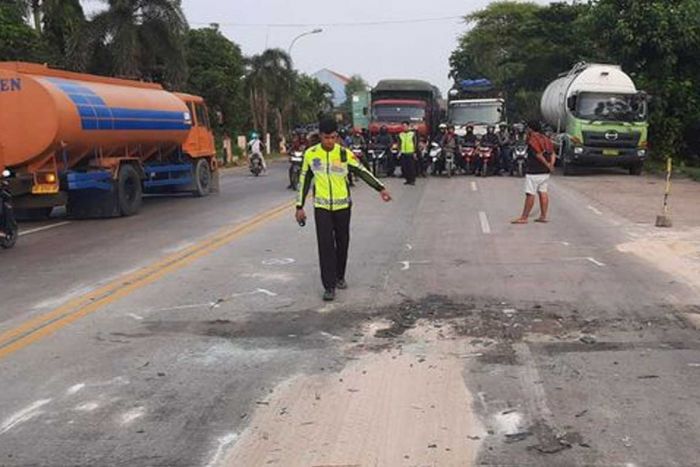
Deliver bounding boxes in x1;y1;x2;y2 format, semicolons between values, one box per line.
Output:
45;77;191;131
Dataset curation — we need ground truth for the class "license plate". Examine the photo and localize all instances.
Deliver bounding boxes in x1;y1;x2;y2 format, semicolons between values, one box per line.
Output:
32;184;59;194
603;149;619;156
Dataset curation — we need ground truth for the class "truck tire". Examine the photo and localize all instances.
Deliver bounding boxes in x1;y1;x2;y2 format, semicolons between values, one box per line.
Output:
193;158;212;197
117;164;142;216
629;163;643;176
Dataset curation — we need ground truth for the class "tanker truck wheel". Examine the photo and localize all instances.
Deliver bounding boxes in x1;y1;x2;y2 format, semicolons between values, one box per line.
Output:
193;159;212;197
117;164;142;216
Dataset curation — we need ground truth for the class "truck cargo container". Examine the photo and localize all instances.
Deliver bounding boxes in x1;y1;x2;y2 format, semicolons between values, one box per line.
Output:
0;62;217;218
369;80;441;138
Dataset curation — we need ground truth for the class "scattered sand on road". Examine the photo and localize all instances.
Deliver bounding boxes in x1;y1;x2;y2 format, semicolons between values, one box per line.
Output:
222;324;484;466
618;227;700;293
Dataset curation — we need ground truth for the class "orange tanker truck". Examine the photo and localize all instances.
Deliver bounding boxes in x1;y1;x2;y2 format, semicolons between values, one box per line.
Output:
0;62;217;218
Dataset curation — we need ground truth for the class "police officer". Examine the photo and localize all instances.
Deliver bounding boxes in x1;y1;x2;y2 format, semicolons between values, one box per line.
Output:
398;121;418;185
295;117;392;301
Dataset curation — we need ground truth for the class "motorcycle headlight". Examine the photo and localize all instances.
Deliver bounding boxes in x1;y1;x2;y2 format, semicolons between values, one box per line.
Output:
1;169;10;178
574;146;584;155
637;149;646;157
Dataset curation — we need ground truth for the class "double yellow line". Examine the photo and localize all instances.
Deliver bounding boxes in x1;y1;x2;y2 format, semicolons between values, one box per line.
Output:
0;201;292;360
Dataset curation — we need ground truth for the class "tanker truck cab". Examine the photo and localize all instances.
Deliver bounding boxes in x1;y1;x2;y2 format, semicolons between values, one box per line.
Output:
542;63;649;175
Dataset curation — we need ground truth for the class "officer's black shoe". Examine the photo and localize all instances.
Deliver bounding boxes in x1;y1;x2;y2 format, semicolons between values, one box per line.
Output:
323;289;336;301
336;279;348;290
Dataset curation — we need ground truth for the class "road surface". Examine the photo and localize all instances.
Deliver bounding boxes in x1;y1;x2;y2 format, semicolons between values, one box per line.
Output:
1;163;699;466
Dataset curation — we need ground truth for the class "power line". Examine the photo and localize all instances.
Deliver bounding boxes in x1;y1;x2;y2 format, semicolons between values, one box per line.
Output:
191;15;464;29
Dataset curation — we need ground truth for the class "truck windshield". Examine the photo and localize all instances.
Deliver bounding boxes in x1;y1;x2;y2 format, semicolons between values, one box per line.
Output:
372;105;425;123
449;104;501;125
576;93;647;122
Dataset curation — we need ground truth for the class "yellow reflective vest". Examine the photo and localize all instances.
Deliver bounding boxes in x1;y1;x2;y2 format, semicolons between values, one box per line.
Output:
296;144;384;211
399;131;416;154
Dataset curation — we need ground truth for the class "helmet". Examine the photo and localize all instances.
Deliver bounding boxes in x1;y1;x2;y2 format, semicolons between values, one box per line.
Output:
487;125;495;133
439;123;447;130
466;125;474;132
250;131;259;140
380;125;388;134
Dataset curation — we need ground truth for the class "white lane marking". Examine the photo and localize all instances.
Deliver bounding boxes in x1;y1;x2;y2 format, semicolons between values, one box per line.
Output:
317;303;335;314
75;402;99;412
586;257;606;267
406;243;413;251
262;258;295;266
0;399;52;434
128;313;144;321
398;260;430;271
688;363;700;368
19;221;71;237
66;383;86;396
587;205;603;216
255;288;278;297
471;181;478;192
205;432;238;467
561;241;570;246
479;211;491;234
120;407;145;426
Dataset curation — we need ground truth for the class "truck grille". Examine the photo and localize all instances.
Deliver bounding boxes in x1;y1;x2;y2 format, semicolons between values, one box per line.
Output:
582;131;641;148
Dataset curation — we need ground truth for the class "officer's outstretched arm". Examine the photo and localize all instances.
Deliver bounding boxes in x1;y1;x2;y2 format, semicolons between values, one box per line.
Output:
348;153;385;192
296;153;314;208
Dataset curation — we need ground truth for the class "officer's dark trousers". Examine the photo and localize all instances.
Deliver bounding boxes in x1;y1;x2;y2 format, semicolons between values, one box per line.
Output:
401;153;416;184
314;207;351;290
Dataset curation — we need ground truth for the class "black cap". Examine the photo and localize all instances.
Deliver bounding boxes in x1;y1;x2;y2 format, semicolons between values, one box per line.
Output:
402;120;410;126
319;116;338;134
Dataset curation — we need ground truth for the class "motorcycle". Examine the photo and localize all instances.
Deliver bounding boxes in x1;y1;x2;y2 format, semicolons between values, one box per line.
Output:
388;143;400;177
428;142;443;175
477;143;497;177
461;143;478;175
288;150;304;190
366;147;380;177
1;169;18;250
443;143;455;178
249;153;263;177
511;142;528;177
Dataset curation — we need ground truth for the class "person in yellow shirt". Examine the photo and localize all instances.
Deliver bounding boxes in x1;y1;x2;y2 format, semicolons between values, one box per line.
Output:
295;117;392;301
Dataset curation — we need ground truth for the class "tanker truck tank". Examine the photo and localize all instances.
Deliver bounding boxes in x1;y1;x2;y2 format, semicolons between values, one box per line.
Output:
539;63;649;175
0;62;217;218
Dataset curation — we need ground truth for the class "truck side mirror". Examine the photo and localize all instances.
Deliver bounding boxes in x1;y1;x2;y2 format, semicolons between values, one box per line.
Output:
567;96;577;111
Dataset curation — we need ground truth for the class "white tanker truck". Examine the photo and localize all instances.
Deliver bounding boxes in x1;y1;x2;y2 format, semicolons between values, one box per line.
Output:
541;63;648;175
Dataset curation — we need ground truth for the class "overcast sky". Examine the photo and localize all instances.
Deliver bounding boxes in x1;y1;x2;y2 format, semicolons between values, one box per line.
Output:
88;0;554;95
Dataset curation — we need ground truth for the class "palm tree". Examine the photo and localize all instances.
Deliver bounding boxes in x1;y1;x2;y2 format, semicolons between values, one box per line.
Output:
245;48;293;139
42;0;88;70
89;0;188;88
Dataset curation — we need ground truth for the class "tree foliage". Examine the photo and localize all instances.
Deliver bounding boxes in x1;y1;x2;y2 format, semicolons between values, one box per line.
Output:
185;27;246;136
343;74;368;113
450;0;700;159
0;1;43;61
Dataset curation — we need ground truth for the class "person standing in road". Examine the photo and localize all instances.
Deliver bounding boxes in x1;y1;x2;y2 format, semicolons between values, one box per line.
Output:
295;117;392;301
512;120;556;224
398;121;418;185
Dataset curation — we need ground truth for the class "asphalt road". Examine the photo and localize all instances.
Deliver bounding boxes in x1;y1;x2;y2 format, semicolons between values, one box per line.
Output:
1;163;699;466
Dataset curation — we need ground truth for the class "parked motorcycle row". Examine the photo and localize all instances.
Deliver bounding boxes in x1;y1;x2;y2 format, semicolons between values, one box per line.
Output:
281;123;531;190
